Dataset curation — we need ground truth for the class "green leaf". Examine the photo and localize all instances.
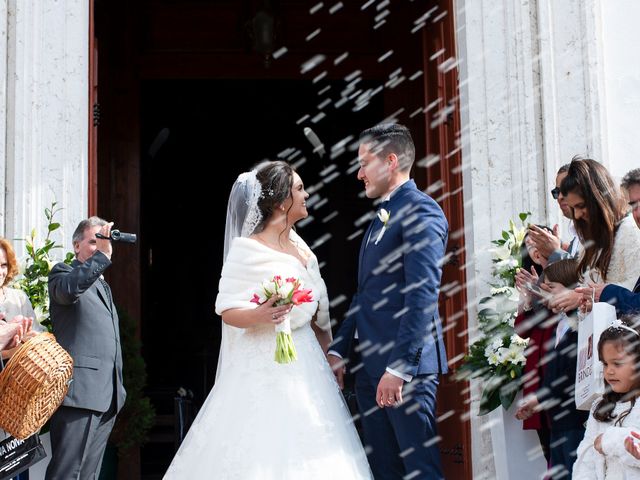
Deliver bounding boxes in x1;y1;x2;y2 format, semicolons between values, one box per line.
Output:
501;231;510;241
499;381;519;410
15;201;73;334
479;382;502;416
519;212;527;222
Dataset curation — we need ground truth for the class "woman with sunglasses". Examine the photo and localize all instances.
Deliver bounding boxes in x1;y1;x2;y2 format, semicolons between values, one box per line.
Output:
528;164;582;262
541;158;640;313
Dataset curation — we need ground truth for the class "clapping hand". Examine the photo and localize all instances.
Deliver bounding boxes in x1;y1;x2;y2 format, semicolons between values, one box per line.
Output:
514;394;539;421
625;431;640;460
594;434;604;455
540;282;582;313
575;283;606;314
515;266;539;292
515;266;539;311
0;315;33;351
527;224;561;258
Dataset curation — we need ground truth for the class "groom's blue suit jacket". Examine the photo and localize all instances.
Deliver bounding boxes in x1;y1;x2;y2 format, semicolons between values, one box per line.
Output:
332;180;449;378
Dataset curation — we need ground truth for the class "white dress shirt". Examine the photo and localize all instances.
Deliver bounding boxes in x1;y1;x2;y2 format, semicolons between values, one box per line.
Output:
329;180;413;382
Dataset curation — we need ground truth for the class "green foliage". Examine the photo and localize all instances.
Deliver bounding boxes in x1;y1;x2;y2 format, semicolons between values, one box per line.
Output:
15;202;73;332
110;307;155;453
456;212;532;415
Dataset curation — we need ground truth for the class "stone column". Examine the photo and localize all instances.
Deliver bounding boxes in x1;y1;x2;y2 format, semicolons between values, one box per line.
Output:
455;0;606;477
2;0;89;254
0;0;9;234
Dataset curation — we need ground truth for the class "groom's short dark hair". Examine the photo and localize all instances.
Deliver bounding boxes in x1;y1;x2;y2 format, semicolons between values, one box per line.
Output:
359;123;415;172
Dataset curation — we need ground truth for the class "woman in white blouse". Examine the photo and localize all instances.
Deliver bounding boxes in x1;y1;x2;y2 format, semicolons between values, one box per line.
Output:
542;158;640;312
0;238;41;359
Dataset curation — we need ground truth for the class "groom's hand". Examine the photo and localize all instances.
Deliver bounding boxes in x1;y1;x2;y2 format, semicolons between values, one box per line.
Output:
327;354;346;389
377;372;404;408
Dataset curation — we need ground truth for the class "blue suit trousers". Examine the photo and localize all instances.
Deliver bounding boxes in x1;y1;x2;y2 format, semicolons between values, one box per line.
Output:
355;370;443;480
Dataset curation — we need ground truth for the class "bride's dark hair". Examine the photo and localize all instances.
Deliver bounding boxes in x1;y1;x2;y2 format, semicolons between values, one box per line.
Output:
253;160;295;234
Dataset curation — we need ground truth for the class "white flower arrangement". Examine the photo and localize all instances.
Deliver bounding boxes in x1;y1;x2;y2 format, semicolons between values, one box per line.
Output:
457;212;532;415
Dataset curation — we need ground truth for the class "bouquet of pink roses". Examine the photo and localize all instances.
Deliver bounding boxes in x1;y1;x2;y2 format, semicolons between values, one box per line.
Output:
250;275;313;364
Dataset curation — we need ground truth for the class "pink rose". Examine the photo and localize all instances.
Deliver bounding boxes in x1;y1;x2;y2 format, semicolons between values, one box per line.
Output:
291;289;313;305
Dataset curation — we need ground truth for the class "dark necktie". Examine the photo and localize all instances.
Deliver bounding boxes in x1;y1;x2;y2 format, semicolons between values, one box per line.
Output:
366;200;390;247
99;277;113;308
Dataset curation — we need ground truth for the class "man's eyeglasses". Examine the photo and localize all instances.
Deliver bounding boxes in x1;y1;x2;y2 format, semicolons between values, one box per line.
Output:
551;187;561;200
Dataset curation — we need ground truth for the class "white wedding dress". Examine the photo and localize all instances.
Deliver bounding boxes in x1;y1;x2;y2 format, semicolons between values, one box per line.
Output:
164;235;372;479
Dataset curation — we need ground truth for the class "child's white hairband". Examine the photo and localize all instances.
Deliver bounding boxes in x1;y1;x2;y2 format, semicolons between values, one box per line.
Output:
609;319;640;336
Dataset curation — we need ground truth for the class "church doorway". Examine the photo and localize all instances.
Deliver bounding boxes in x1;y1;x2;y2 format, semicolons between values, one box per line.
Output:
92;1;471;477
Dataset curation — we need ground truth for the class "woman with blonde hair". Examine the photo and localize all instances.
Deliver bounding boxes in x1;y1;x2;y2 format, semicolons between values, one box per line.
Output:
0;238;41;351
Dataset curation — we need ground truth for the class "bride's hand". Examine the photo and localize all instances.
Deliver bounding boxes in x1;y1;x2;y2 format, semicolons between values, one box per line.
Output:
327;354;346;389
254;296;291;326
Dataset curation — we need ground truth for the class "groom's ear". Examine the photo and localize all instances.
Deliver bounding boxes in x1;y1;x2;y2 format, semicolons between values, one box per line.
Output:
387;152;399;171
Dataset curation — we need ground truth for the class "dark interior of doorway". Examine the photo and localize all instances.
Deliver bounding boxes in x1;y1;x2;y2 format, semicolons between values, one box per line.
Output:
139;79;383;476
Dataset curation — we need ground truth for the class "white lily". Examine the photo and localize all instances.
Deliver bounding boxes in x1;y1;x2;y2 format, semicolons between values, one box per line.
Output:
374;208;391;245
510;333;529;347
489;243;512;261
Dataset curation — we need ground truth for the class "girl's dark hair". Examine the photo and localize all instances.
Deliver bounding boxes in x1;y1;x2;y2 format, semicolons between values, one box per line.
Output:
253;160;295;237
543;258;579;288
594;315;640;423
560;158;627;282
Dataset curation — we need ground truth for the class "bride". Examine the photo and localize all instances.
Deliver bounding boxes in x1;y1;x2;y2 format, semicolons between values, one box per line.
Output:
164;161;372;479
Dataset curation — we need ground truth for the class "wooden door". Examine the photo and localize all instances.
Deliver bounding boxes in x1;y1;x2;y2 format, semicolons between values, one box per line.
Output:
421;2;472;478
88;0;98;216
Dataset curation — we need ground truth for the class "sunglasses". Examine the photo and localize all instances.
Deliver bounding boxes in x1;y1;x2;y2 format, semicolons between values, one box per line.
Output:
551;187;561;200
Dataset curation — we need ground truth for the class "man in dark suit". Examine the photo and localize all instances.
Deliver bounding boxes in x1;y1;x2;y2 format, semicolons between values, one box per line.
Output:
45;217;126;479
328;123;448;479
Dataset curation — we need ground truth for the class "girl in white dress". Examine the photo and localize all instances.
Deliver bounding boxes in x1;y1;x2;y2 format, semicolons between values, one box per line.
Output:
164;161;372;479
573;318;640;479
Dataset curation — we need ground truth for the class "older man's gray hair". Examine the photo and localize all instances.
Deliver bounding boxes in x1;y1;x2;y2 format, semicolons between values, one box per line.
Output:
72;216;108;245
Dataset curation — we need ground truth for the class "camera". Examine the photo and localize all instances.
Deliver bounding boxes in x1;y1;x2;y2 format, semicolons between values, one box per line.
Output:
95;230;137;243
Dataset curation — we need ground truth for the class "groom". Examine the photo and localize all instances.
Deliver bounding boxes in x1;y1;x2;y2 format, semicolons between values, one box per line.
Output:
328;123;448;479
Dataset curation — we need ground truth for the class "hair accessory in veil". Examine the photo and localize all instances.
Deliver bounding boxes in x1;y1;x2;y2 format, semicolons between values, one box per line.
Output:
223;169;263;262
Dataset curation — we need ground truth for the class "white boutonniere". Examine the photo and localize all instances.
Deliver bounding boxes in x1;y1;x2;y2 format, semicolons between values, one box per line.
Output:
375;208;391;245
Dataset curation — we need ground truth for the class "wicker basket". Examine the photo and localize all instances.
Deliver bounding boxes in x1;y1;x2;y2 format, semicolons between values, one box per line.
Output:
0;332;73;439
